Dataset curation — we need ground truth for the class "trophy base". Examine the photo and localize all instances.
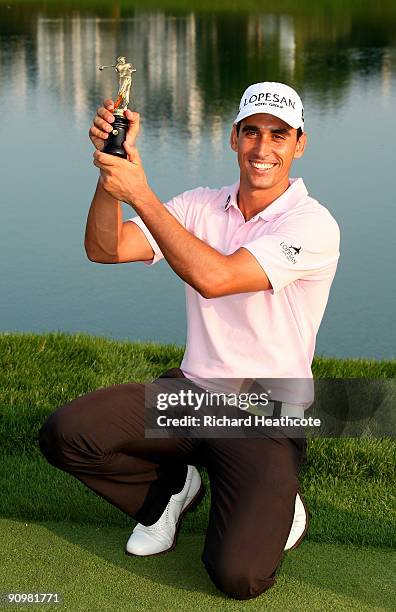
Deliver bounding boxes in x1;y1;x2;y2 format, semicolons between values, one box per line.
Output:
103;114;128;158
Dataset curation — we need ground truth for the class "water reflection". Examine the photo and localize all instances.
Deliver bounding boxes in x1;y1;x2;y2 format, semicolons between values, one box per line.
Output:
1;5;395;131
0;3;395;357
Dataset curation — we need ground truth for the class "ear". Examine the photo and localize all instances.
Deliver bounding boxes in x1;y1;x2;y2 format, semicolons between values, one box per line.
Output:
293;132;307;159
230;124;238;152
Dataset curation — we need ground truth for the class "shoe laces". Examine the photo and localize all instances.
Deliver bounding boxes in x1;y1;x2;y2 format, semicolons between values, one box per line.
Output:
134;502;180;534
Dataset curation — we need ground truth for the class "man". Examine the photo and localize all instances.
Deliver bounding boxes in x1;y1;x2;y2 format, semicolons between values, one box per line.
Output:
38;82;340;600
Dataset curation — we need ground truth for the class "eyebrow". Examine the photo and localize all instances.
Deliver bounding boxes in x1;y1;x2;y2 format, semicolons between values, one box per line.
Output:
241;125;291;135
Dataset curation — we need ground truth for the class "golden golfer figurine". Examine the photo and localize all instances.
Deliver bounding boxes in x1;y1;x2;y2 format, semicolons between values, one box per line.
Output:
98;56;136;158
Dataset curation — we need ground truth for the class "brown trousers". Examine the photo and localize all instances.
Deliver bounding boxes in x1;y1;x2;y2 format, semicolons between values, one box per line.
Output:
38;368;307;600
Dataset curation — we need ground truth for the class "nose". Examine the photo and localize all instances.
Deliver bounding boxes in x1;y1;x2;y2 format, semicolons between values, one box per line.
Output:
254;132;273;158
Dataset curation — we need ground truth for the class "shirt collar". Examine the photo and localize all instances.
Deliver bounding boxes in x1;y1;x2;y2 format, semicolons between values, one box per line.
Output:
223;178;308;221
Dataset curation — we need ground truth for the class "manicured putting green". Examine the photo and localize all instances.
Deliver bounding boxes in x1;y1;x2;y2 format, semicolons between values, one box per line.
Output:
1;519;395;611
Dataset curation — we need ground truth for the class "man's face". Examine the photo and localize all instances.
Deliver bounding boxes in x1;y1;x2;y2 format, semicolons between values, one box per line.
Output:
230;113;306;192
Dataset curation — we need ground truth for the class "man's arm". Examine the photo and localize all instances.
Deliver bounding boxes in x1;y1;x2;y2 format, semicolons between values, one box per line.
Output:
84;178;154;263
85;100;154;263
93;146;271;298
88;104;271;296
126;188;271;298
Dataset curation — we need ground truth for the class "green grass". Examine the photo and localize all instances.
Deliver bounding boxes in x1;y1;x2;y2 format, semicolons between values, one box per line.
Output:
1;519;395;611
0;332;395;608
1;330;395;455
0;332;395;547
0;454;395;548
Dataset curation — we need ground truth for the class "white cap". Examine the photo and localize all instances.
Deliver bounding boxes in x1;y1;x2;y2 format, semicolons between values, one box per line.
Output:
234;82;304;131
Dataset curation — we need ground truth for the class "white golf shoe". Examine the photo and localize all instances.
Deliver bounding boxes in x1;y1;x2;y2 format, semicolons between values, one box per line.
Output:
126;465;205;556
284;491;309;551
126;467;307;557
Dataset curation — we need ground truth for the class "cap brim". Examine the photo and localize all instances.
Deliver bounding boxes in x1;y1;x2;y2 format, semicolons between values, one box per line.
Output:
234;107;303;130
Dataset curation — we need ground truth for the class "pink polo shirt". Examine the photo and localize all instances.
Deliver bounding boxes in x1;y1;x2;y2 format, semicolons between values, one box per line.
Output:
128;178;340;405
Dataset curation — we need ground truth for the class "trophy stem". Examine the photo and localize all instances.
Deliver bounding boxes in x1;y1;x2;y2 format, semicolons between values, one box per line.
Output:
103;115;129;158
98;56;135;158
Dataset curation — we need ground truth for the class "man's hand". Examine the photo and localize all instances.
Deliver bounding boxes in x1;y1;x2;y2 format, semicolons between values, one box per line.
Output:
93;143;151;206
89;99;140;152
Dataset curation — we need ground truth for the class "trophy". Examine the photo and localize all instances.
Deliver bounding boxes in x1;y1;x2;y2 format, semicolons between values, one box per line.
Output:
98;56;136;159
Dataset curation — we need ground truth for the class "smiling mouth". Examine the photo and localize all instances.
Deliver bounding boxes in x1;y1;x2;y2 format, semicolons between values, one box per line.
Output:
249;160;277;172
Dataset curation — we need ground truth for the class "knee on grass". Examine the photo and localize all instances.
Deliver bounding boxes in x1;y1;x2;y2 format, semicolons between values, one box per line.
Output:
202;556;276;600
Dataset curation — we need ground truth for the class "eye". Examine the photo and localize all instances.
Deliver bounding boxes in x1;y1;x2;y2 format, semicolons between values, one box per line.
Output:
273;133;285;141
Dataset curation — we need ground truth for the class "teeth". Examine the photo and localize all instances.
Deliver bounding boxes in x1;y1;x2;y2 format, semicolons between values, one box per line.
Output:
250;161;275;170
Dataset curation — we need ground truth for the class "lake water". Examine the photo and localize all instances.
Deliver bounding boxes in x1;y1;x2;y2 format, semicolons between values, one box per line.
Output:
1;1;395;359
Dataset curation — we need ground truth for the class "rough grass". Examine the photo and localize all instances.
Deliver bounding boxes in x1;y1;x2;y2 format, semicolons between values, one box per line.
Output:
0;332;395;609
0;332;395;549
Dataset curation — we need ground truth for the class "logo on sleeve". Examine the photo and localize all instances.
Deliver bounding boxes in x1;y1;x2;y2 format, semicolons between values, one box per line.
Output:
280;242;301;264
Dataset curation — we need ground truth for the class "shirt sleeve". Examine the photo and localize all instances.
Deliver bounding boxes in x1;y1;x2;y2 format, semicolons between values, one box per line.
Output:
126;192;188;266
241;211;340;293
